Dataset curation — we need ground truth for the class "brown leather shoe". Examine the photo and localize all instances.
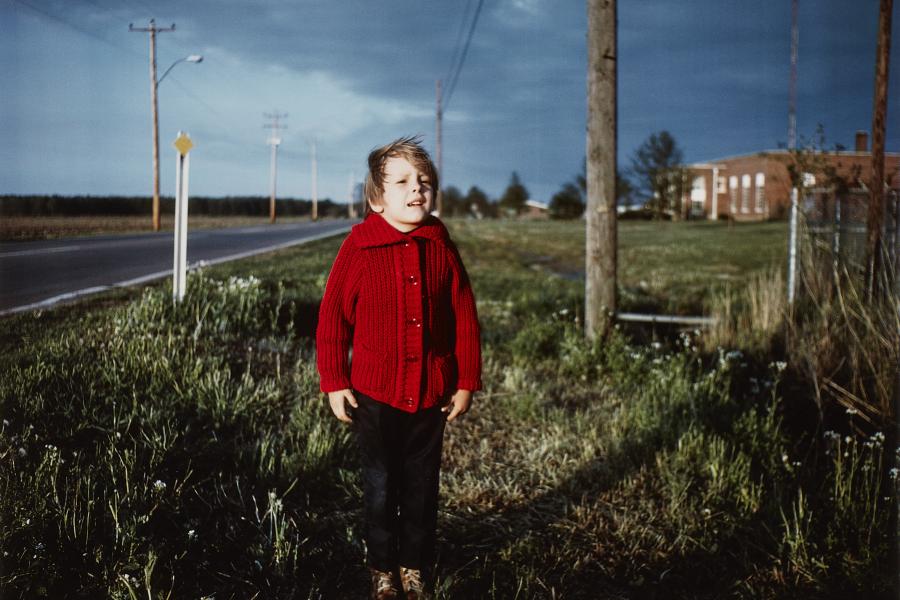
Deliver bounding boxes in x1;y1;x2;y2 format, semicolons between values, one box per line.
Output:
369;567;399;600
398;566;426;599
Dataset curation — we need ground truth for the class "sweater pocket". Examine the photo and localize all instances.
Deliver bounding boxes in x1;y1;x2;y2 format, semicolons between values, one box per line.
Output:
351;345;386;392
432;353;458;400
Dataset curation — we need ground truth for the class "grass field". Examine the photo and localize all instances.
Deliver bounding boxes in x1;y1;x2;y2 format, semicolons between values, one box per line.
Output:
0;218;894;599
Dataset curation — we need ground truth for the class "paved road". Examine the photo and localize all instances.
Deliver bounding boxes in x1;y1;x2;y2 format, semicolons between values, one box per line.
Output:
0;220;353;315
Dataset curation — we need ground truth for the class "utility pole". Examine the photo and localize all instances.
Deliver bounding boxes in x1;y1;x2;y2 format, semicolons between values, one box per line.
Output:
585;0;617;340
348;171;356;218
864;0;893;299
436;79;443;215
311;138;319;221
130;19;175;232
787;0;800;305
264;111;287;224
788;0;798;152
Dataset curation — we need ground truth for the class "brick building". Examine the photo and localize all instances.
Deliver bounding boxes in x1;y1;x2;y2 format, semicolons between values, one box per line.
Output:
682;132;900;221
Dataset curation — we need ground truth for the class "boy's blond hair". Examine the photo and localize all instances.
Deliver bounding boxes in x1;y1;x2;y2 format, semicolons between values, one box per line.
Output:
364;136;439;215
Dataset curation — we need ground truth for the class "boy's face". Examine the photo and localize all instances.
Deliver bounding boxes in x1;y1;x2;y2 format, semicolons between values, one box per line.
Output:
373;156;433;232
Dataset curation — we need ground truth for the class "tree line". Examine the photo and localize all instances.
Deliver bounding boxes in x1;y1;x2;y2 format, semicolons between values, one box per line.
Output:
441;129;687;221
3;130;685;222
0;195;346;218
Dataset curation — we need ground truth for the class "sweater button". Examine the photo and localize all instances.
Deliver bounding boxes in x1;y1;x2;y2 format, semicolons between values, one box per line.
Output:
408;317;420;327
407;275;418;285
404;397;414;406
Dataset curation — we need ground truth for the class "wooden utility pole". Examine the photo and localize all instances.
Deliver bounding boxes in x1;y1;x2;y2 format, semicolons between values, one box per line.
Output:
864;0;893;299
130;19;175;232
264;111;287;224
436;79;443;215
585;0;617;340
311;137;319;221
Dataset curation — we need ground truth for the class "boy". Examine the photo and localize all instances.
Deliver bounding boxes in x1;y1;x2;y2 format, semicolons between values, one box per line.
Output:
316;136;482;599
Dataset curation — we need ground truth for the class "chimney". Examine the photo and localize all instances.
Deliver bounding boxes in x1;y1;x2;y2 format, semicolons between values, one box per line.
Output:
855;130;869;152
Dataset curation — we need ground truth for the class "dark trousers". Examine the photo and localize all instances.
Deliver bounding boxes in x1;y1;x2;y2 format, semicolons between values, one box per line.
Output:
352;391;446;572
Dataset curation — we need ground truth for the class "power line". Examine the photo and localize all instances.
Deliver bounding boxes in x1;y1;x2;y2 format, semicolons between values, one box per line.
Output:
11;0;145;61
444;0;475;86
443;0;486;109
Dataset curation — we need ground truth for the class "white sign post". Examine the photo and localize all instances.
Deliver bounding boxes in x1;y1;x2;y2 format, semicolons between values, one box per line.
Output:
173;131;194;302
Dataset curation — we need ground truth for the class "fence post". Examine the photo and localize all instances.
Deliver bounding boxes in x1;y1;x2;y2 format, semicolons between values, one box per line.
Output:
893;192;899;296
787;186;799;304
832;189;841;274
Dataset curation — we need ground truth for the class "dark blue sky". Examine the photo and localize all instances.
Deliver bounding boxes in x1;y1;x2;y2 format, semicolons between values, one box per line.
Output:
2;0;897;203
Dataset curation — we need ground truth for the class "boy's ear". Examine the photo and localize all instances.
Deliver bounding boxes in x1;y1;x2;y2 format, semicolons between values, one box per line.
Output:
368;199;385;214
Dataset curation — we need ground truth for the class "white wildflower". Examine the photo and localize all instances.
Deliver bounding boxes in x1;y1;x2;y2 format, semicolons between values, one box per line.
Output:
845;407;859;416
153;480;167;492
889;468;899;480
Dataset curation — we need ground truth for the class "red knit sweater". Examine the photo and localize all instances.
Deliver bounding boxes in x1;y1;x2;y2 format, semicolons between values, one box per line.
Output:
316;213;482;413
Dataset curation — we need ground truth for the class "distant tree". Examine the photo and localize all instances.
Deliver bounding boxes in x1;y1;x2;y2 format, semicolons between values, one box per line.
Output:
441;185;465;217
549;182;584;219
499;171;529;217
465;186;493;219
629;130;687;219
577;159;633;207
616;171;635;206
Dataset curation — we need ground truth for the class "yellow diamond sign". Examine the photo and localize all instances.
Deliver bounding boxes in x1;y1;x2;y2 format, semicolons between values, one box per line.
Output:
174;133;194;156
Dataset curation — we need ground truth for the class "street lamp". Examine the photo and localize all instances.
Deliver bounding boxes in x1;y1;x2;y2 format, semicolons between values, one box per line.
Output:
158;55;203;86
145;54;203;231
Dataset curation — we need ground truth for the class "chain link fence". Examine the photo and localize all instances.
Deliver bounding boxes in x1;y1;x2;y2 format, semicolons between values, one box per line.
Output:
802;186;900;290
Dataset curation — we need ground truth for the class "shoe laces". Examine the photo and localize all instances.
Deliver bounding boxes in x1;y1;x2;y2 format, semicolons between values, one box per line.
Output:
399;566;424;593
371;569;397;594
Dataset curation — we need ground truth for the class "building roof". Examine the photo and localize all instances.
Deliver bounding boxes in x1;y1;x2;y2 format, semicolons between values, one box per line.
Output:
524;199;549;211
687;148;900;168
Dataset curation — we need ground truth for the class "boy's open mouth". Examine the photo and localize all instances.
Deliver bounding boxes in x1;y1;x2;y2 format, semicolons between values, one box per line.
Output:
407;199;425;207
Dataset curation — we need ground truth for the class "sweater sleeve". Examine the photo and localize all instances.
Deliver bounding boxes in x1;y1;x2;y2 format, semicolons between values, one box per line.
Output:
447;242;482;392
316;238;360;393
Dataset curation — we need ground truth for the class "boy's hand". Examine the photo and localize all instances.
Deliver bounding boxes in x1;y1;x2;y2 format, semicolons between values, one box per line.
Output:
327;389;358;423
441;389;472;422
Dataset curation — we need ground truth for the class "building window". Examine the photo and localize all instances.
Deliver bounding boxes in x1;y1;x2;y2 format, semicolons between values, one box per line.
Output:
755;173;765;213
741;174;751;213
729;176;738;213
717;176;726;194
690;176;706;216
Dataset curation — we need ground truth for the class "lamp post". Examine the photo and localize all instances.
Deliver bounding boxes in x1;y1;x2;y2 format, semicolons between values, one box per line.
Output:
131;17;202;232
146;54;202;232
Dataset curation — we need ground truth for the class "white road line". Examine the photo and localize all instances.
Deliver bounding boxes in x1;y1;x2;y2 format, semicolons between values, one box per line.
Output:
0;224;352;317
0;245;82;258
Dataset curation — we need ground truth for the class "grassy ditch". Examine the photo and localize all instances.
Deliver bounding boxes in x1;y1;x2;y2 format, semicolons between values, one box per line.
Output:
0;219;894;598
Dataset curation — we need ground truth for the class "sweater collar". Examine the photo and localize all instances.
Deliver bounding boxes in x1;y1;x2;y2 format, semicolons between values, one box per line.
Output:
350;213;450;248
